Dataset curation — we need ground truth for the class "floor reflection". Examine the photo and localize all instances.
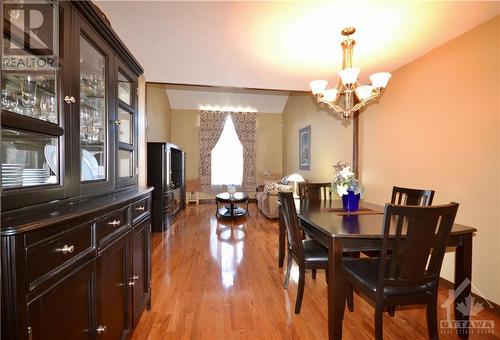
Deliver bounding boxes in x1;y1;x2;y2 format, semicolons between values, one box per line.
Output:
209;217;245;289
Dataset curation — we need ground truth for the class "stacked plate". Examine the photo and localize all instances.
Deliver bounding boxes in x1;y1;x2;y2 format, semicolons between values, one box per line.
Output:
2;164;24;188
22;168;50;187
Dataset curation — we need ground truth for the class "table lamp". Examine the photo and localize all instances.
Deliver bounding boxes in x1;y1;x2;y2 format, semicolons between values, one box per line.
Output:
286;173;305;198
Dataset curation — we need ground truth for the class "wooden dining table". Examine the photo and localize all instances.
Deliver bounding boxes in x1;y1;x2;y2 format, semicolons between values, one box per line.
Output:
277;199;477;340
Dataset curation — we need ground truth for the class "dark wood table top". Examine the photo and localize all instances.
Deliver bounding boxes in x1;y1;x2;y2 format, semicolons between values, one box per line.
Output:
297;199;477;239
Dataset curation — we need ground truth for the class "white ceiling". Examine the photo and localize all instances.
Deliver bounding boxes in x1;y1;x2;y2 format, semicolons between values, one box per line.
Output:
164;85;289;113
97;1;499;91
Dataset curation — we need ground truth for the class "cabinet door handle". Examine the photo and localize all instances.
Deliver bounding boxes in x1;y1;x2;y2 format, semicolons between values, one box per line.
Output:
58;244;75;254
64;96;76;104
132;274;139;280
128;280;135;287
107;219;121;226
135;206;145;211
96;325;107;334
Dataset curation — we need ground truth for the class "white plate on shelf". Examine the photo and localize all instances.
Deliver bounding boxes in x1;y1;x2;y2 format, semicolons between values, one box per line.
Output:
82;149;99;178
44;144;58;176
81;160;94;181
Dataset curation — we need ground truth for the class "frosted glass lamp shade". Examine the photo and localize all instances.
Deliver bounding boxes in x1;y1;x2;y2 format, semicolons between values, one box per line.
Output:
338;68;360;85
286;173;305;183
322;89;339;102
309;80;328;95
370;72;391;88
355;85;374;100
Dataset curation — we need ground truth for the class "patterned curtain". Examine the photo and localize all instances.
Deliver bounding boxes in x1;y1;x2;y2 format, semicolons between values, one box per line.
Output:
199;111;229;193
231;112;257;194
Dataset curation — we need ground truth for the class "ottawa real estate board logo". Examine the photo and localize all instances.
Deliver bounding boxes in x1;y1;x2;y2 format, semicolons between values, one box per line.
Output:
2;1;59;72
440;279;495;335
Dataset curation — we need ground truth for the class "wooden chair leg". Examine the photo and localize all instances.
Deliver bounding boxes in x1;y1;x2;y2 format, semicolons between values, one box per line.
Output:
312;269;317;279
388;307;395;317
426;297;439;340
346;285;354;312
325;268;329;285
375;304;384;340
283;253;293;289
295;265;305;314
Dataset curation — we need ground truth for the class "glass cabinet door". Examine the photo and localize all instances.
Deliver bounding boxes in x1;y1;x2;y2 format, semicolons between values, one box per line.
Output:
1;0;63;194
115;68;137;188
79;35;106;182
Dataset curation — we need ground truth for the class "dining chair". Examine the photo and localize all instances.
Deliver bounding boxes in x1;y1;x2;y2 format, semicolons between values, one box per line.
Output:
391;186;435;206
298;182;333;200
343;202;459;340
279;191;354;314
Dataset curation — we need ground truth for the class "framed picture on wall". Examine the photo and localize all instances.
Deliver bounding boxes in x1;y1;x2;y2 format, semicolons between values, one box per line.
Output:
299;125;311;170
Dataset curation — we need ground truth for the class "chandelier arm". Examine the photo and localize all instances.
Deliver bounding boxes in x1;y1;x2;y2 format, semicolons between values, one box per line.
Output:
351;93;381;112
319;100;344;114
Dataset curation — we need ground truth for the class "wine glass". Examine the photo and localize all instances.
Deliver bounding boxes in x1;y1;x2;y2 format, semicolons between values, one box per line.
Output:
39;93;51;121
20;76;37;116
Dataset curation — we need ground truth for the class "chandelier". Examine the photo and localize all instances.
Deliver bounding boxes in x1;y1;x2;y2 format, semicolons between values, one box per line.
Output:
309;27;391;120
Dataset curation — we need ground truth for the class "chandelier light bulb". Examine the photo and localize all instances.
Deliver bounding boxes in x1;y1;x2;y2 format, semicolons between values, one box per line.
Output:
355;85;374;101
322;89;339;102
338;68;360;86
309;80;328;95
370;72;392;88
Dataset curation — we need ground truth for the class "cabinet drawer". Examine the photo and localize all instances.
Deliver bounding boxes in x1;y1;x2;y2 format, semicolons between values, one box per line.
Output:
97;208;129;243
27;222;94;287
132;197;150;222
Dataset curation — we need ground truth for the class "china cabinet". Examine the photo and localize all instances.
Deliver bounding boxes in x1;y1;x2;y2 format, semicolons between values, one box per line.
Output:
1;1;151;339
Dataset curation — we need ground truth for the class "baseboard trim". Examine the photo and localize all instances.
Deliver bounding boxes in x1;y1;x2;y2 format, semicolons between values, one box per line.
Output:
439;277;500;316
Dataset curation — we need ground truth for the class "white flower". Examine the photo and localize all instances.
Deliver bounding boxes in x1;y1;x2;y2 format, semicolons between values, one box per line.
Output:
339;166;354;180
336;184;349;196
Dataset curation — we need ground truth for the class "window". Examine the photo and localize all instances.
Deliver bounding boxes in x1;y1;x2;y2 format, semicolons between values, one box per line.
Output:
211;116;243;185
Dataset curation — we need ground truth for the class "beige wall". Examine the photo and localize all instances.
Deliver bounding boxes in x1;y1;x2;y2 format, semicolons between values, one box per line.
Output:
169;109;283;196
146;83;171;142
282;93;353;181
170;109;200;180
359;16;500;304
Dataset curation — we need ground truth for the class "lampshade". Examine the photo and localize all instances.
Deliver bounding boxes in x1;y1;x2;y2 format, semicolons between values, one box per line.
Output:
338;67;360;85
286;173;305;183
322;89;339;102
369;72;391;88
309;80;328;95
355;85;374;101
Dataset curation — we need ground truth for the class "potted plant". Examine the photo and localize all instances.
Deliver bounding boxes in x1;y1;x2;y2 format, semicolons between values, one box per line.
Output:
331;162;364;211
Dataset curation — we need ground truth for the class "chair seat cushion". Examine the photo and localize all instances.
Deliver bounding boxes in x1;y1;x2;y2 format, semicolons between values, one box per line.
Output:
343;258;432;297
302;239;328;264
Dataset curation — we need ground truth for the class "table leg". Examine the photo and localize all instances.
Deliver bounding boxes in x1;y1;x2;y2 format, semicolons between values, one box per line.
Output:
230;202;234;218
278;208;285;268
328;237;345;340
454;233;473;339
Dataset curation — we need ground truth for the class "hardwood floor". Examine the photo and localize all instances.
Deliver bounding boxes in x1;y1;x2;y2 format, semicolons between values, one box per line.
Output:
132;204;500;339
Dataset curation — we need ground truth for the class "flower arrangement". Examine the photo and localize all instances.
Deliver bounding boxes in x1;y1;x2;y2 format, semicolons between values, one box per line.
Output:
331;162;364;197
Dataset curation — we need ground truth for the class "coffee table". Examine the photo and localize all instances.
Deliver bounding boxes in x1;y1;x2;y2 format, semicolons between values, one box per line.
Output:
215;192;249;218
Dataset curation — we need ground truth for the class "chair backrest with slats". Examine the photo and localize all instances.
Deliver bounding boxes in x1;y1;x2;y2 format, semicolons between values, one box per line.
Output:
377;203;459;293
298;182;333;201
391;186;435;206
279;191;304;259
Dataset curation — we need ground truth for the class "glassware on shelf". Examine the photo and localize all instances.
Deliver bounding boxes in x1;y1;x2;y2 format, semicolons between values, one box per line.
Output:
19;76;38;116
39;93;57;122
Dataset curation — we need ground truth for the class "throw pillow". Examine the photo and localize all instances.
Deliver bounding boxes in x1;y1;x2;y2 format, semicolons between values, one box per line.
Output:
263;180;279;192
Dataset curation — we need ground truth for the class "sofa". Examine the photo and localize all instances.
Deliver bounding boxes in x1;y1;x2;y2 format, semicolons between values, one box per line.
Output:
255;173;287;219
